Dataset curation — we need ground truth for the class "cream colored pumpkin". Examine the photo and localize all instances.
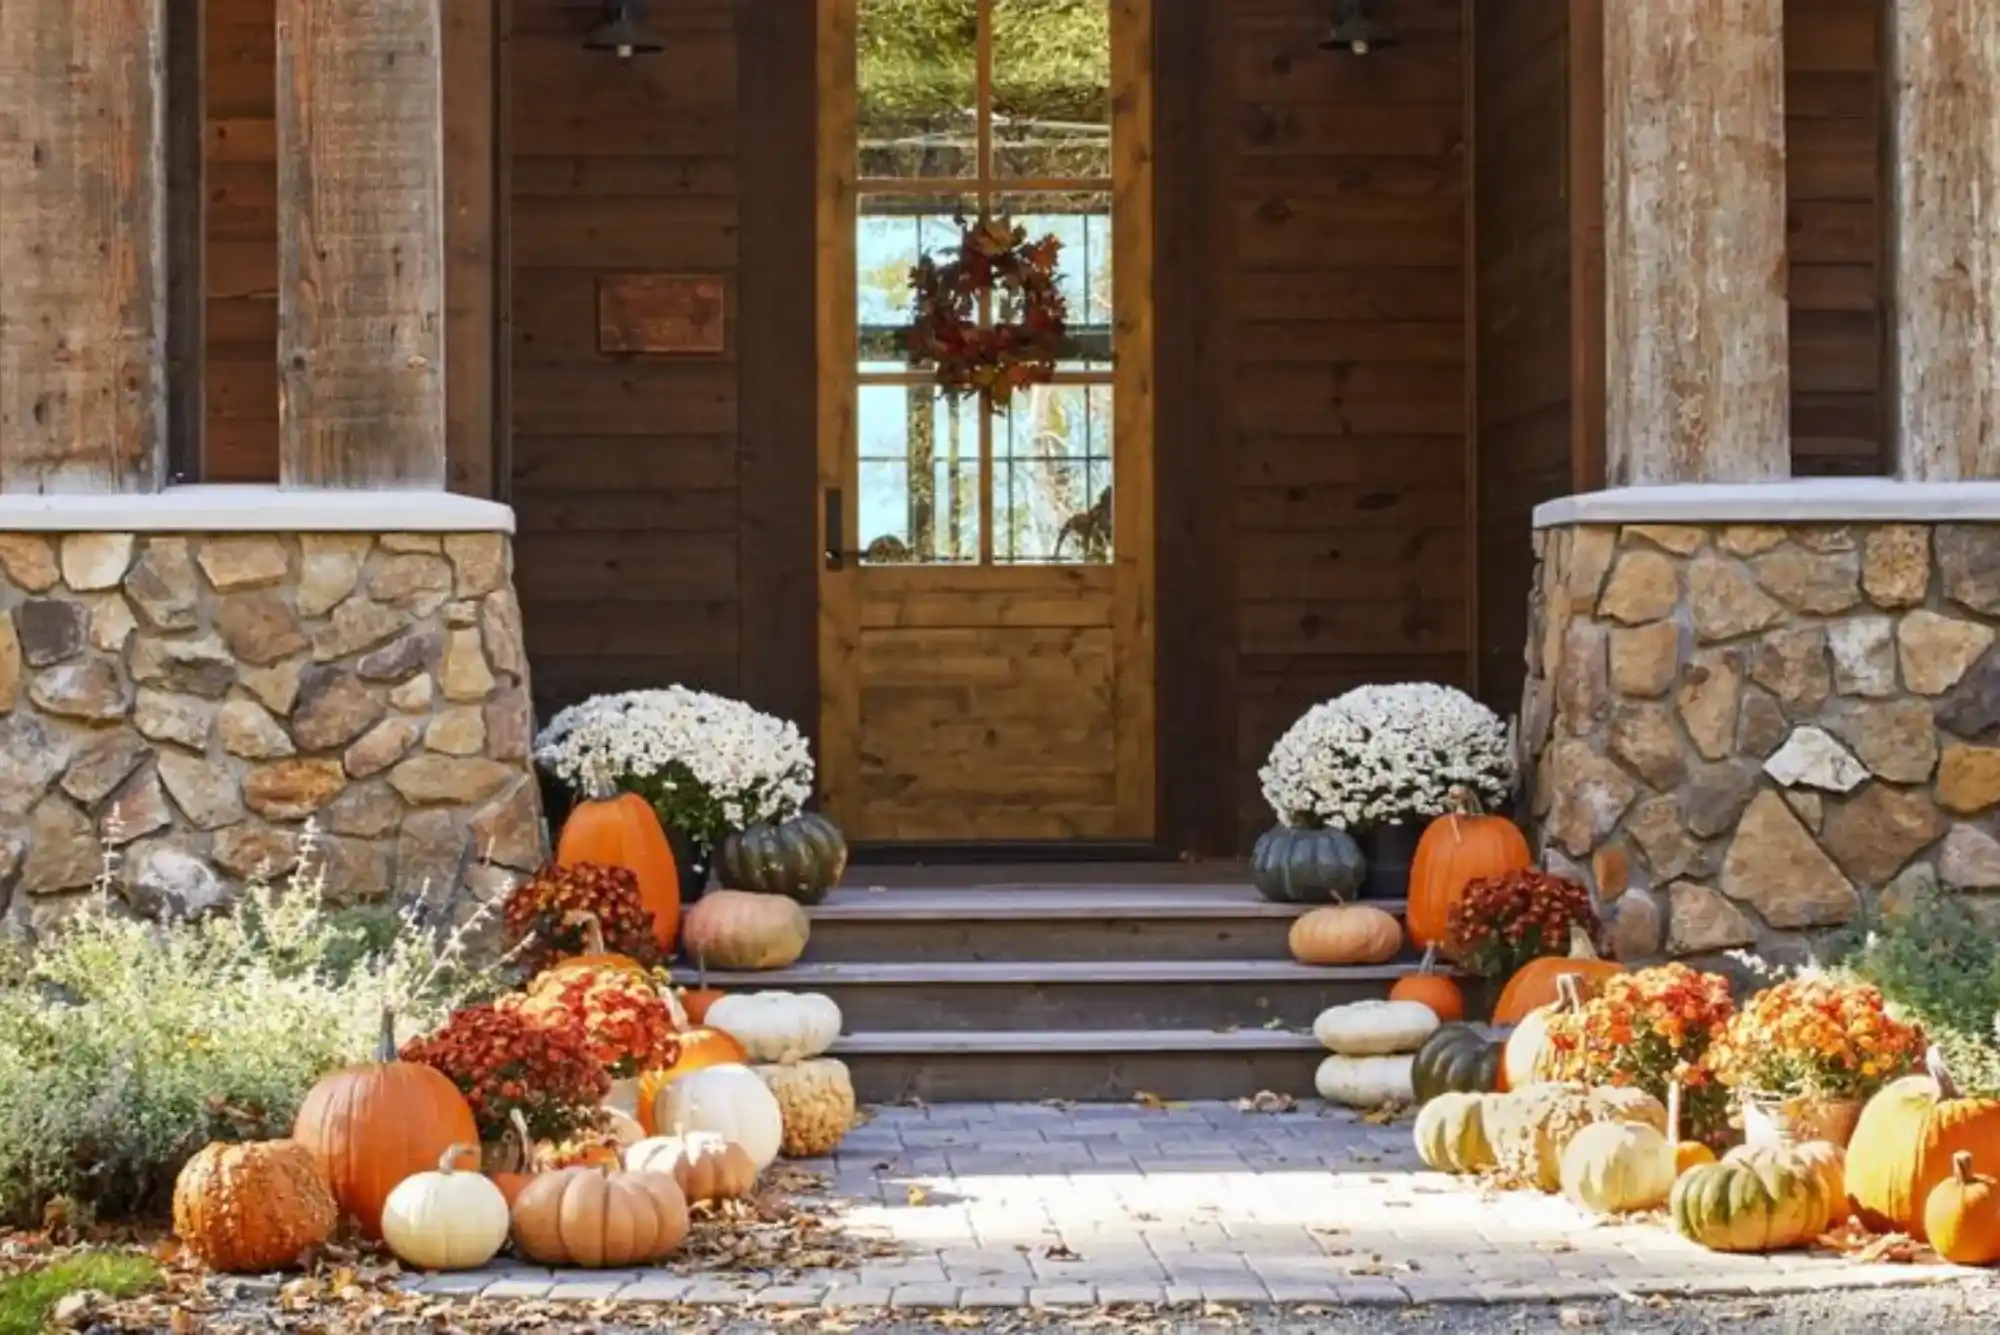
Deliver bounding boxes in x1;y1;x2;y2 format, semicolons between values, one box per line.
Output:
624;1130;758;1203
1560;1121;1676;1215
705;992;843;1063
757;1059;857;1158
681;890;811;970
1314;1054;1415;1108
1413;1092;1497;1174
379;1145;511;1271
654;1064;785;1171
1313;1000;1440;1056
1501;973;1588;1090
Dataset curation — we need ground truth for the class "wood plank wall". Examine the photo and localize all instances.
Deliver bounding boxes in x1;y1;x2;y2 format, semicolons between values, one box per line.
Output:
1224;0;1471;839
507;0;745;714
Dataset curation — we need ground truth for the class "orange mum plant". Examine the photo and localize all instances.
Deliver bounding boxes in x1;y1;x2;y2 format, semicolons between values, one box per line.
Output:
1709;975;1924;1104
505;968;680;1080
401;1003;610;1144
1542;964;1739;1147
502;861;660;976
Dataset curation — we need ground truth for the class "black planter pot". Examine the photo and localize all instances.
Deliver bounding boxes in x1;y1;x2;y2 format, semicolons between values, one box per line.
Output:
1249;825;1366;904
1357;821;1422;901
667;825;713;903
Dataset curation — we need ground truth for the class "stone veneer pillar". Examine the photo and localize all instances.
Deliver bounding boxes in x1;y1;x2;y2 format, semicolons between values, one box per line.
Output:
1522;482;2000;965
0;489;544;940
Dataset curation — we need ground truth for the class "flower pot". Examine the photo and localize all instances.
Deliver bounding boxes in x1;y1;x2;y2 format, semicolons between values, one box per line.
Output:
1249;825;1365;904
1357;822;1422;901
1741;1093;1862;1149
665;825;712;904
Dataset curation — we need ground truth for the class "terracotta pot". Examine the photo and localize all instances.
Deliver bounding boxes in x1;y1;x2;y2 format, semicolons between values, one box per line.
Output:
1741;1093;1862;1149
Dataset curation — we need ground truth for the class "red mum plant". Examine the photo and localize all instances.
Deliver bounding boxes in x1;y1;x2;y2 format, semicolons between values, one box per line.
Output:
503;966;680;1079
400;1003;610;1144
1543;964;1740;1147
502;861;659;976
1444;868;1599;981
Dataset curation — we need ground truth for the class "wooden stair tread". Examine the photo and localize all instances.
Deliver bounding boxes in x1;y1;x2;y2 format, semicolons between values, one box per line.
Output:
670;958;1458;986
807;885;1406;921
831;1027;1323;1054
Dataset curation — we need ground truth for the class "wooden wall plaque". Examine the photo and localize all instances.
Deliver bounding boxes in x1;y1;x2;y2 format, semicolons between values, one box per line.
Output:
597;273;727;354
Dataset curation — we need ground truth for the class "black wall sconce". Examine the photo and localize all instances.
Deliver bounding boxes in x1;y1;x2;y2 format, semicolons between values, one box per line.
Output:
584;0;666;59
1320;0;1397;55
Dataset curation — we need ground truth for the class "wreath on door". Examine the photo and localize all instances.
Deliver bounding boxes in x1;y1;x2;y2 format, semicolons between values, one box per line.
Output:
906;215;1069;412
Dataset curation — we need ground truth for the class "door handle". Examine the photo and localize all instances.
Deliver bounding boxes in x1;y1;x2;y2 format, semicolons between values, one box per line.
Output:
825;488;846;570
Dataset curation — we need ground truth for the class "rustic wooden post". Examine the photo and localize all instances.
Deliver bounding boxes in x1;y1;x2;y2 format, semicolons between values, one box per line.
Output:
0;0;169;493
276;0;447;489
1603;0;1790;485
1889;4;2000;481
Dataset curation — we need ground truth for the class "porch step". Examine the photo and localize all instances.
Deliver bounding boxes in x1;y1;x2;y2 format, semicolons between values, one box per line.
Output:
831;1028;1325;1103
791;884;1406;963
671;957;1442;1032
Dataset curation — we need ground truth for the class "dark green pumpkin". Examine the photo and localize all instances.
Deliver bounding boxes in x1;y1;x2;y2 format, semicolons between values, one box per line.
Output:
1249;826;1365;904
1411;1022;1505;1106
715;812;849;905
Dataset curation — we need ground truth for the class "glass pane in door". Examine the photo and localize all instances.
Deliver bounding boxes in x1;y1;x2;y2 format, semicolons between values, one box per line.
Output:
858;0;978;179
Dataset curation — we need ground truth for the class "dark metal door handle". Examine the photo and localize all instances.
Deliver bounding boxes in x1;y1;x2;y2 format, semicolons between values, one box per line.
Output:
825;488;845;570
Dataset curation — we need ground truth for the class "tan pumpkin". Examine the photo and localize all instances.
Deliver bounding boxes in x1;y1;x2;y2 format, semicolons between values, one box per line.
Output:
1670;1142;1843;1253
1288;904;1402;966
1925;1151;2000;1266
173;1139;338;1274
758;1058;857;1158
1486;1083;1667;1193
624;1129;758;1203
1413;1092;1497;1174
1560;1121;1675;1215
681;890;811;971
510;1167;689;1268
1501;972;1589;1090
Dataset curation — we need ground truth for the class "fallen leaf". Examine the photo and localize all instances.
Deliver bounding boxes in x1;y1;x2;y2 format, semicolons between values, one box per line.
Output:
1042;1241;1082;1261
1558;1306;1602;1328
905;1184;929;1206
1235;1090;1297;1114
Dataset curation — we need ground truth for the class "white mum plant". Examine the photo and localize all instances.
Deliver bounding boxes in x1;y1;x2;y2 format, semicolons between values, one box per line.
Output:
1259;682;1515;831
534;686;814;841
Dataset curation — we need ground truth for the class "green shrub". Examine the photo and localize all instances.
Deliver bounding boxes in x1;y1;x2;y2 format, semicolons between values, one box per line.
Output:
0;831;510;1224
1827;884;2000;1095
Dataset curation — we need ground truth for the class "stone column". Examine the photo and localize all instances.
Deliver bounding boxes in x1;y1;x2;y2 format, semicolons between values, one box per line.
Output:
1889;4;2000;480
1604;0;1791;485
0;0;169;493
277;0;447;489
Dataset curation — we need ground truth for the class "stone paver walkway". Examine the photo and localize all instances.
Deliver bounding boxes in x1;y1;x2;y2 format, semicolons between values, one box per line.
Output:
415;1101;1973;1309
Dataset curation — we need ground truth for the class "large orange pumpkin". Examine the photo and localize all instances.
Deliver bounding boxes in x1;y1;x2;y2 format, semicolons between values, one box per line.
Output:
1847;1047;2000;1239
636;991;752;1135
557;772;682;955
173;1139;338;1274
1492;924;1626;1025
1407;788;1531;948
1388;946;1466;1022
292;1010;481;1239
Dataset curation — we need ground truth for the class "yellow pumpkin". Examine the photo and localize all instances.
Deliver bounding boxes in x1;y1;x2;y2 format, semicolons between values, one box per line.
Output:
1413;1092;1497;1175
1560;1121;1675;1215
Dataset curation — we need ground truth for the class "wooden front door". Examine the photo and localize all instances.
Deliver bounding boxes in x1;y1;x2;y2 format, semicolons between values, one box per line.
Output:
815;0;1155;843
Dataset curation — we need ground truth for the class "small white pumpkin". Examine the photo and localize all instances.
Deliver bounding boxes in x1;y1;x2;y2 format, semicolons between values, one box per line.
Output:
1559;1120;1676;1215
624;1130;758;1203
705;991;844;1063
1312;1000;1441;1056
379;1145;510;1271
1314;1054;1416;1109
655;1063;785;1171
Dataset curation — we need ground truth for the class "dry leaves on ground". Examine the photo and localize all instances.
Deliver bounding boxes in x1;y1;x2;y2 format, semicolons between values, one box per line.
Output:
669;1168;901;1276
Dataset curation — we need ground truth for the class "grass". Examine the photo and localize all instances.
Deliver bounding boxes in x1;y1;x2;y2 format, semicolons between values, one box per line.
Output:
0;1252;159;1335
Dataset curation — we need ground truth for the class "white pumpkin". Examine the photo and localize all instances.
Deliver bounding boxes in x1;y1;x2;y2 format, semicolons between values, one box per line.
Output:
1312;1000;1441;1056
655;1063;785;1170
379;1145;510;1271
705;991;844;1063
1314;1054;1416;1108
1559;1120;1676;1215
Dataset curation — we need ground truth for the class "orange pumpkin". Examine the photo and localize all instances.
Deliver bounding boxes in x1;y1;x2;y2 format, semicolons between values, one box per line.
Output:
1925;1151;2000;1266
173;1139;338;1274
1848;1047;2000;1239
1388;946;1466;1022
636;991;752;1135
530;913;654;994
292;1010;481;1239
1667;1083;1716;1175
1407;788;1531;948
1492;924;1626;1025
510;1166;688;1268
558;769;682;956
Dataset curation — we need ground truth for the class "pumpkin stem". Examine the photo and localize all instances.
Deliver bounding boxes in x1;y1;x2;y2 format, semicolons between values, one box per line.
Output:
376;1007;398;1063
1444;785;1484;819
1417;944;1439;976
1954;1150;1978;1186
1554;971;1585;1013
438;1143;477;1175
1566;922;1600;962
1927;1044;1961;1100
565;910;608;957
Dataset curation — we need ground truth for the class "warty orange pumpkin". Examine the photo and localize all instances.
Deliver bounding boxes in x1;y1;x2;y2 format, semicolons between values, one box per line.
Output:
1406;787;1531;949
292;1010;480;1239
557;768;682;955
173;1139;338;1274
1492;924;1626;1025
1847;1046;2000;1239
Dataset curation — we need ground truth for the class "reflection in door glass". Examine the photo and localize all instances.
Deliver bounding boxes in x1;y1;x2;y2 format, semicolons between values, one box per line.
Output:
858;385;983;564
996;384;1112;563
